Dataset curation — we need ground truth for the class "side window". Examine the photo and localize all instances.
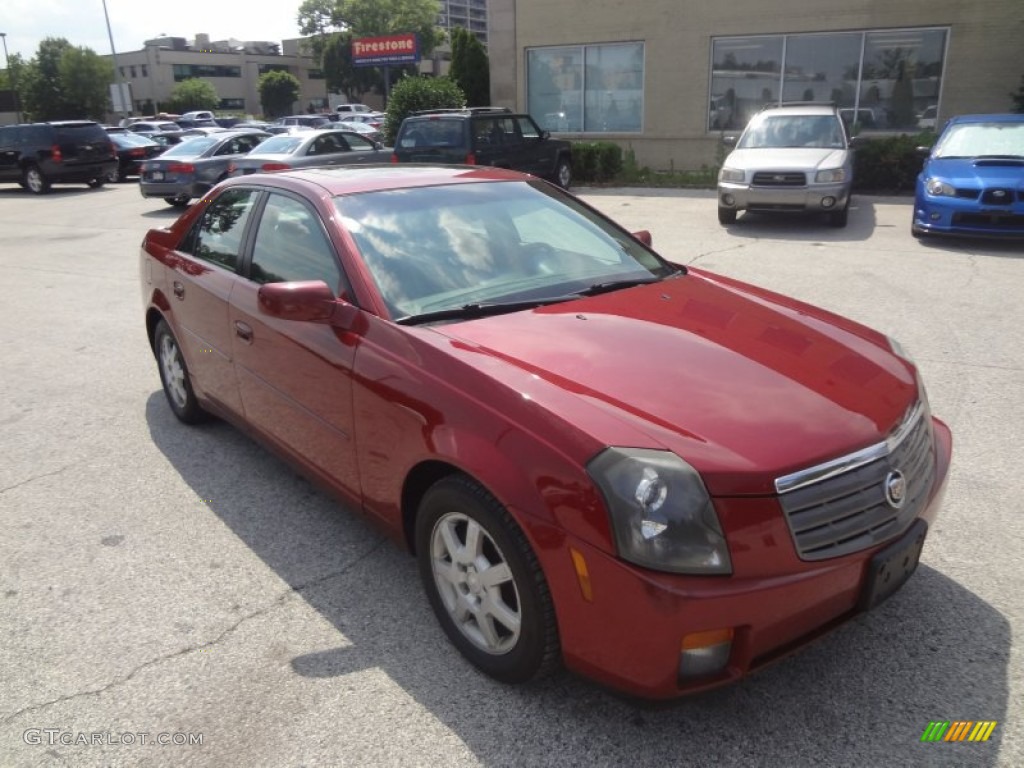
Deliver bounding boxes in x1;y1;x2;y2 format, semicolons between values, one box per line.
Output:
473;119;499;147
499;118;522;146
249;194;345;295
183;188;257;271
344;133;375;150
517;117;541;139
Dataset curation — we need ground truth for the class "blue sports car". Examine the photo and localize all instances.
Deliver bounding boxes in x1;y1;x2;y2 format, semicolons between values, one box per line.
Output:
912;113;1024;238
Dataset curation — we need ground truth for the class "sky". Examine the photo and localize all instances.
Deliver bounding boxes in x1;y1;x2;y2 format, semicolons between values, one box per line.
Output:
1;0;306;61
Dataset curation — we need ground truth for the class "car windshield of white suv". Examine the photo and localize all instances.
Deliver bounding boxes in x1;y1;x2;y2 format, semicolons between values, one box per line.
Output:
738;115;845;149
335;180;678;322
933;122;1024;159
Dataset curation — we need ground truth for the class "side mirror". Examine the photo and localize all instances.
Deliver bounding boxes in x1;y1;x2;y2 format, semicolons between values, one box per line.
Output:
721;135;738;147
632;230;653;247
258;281;336;322
915;145;933;157
847;136;860;148
374;141;384;150
540;130;551;140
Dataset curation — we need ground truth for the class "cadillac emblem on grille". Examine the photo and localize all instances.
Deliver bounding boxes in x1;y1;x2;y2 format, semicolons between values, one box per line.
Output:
885;470;907;509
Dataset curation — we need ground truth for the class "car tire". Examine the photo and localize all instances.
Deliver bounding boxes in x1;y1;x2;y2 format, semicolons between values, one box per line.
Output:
718;206;737;225
554;157;572;189
87;177;106;189
23;165;51;195
415;475;560;684
153;319;208;425
828;203;849;228
911;221;925;239
164;196;190;208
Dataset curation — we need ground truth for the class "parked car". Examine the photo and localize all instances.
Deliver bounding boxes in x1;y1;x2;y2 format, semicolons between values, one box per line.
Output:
917;105;939;131
838;107;881;131
178;126;228;137
332;112;385;130
141;165;951;699
334;120;383;144
0;120;117;194
107;132;164;182
717;103;855;227
138;130;269;207
335;103;373;115
911;113;1024;238
279;115;333;130
145;133;187;150
228;129;387;176
392;107;574;188
181;110;215;123
127;121;183;136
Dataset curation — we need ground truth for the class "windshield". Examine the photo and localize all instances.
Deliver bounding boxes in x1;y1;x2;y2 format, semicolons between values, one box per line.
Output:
738;114;846;149
110;132;156;147
933;122;1024;159
251;136;303;154
335;180;675;321
162;137;218;157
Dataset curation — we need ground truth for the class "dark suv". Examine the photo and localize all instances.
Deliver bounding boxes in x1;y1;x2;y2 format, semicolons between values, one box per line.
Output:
392;107;573;188
0;121;118;194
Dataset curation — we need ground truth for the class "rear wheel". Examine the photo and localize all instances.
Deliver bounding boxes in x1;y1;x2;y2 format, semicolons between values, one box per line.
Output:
87;177;106;189
164;195;190;208
23;165;50;195
718;206;737;225
416;475;560;684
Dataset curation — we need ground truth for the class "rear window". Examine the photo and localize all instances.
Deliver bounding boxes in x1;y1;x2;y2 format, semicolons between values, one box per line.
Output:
53;123;107;143
397;119;464;149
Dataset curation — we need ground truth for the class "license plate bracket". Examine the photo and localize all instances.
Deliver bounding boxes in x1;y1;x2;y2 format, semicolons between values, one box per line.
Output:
857;519;928;612
151;171;164;181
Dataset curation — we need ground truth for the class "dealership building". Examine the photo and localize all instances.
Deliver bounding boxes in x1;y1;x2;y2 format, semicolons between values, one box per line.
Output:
489;0;1023;170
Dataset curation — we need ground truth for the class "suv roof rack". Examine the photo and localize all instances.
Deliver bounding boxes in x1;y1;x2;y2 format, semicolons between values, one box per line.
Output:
410;107;513;116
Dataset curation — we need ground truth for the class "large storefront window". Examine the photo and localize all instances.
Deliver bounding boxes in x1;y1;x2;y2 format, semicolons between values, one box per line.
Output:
527;43;643;133
710;28;948;132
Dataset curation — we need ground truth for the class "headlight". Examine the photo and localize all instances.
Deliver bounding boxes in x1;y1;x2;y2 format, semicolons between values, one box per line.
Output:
718;167;744;183
815;168;846;183
587;448;732;575
925;178;956;197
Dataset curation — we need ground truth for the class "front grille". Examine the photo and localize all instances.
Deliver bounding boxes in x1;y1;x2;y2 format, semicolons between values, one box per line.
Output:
752;171;806;187
952;212;1024;228
776;403;935;561
980;188;1016;205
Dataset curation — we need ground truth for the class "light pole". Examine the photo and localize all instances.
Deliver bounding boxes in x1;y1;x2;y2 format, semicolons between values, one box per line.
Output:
101;0;130;120
0;32;22;123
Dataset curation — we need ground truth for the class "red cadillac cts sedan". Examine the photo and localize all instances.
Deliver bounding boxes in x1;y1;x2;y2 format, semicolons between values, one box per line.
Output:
140;166;952;699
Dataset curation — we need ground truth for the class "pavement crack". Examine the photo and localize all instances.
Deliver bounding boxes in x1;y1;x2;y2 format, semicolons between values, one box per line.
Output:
0;465;76;495
687;241;754;266
0;537;388;724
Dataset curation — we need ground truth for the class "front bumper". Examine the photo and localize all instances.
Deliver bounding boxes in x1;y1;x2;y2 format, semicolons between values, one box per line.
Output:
913;193;1024;237
718;180;850;213
538;416;951;699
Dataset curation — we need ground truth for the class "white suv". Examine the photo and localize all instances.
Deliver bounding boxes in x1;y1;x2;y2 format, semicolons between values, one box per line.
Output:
717;104;855;227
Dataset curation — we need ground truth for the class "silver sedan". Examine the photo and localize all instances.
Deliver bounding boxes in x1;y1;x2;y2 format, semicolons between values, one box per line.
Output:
228;129;389;176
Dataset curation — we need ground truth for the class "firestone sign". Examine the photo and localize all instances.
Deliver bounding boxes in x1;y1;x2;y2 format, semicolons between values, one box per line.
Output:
352;34;420;67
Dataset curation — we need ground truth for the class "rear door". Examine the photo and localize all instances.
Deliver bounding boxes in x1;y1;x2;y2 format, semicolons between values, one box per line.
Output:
0;127;20;182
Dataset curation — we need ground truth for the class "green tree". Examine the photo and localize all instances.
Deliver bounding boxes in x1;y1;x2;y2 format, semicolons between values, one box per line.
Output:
384;75;464;143
323;31;379;101
259;70;302;117
20;37;75;120
166;78;219;113
448;27;490;106
59;47;113;120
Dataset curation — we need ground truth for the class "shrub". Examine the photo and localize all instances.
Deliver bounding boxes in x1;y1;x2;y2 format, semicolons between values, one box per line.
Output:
853;131;936;193
571;141;623;183
384;76;465;145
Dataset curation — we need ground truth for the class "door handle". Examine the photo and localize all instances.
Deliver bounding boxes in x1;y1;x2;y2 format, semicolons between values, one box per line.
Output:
172;281;185;299
234;320;253;343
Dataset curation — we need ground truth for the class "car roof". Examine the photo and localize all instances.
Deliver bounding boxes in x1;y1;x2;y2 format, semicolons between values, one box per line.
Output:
946;113;1024;125
222;164;529;196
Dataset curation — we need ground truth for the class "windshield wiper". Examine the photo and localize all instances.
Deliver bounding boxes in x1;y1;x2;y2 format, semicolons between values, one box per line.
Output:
575;276;662;297
396;296;574;326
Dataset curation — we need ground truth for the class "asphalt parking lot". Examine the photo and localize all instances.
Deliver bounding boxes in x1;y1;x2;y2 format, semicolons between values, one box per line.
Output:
1;181;1022;767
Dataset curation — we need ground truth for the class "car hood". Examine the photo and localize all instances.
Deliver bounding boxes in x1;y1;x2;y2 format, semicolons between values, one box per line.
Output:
436;273;915;495
924;156;1024;185
725;147;848;172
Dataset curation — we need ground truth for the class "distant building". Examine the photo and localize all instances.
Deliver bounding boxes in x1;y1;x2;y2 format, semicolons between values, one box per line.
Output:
102;33;325;118
440;0;489;45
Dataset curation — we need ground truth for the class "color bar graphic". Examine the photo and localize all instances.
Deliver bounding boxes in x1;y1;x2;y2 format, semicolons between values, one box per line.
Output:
921;721;997;742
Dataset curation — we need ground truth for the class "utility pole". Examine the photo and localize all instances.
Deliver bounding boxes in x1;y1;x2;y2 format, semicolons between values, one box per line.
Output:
101;0;130;120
